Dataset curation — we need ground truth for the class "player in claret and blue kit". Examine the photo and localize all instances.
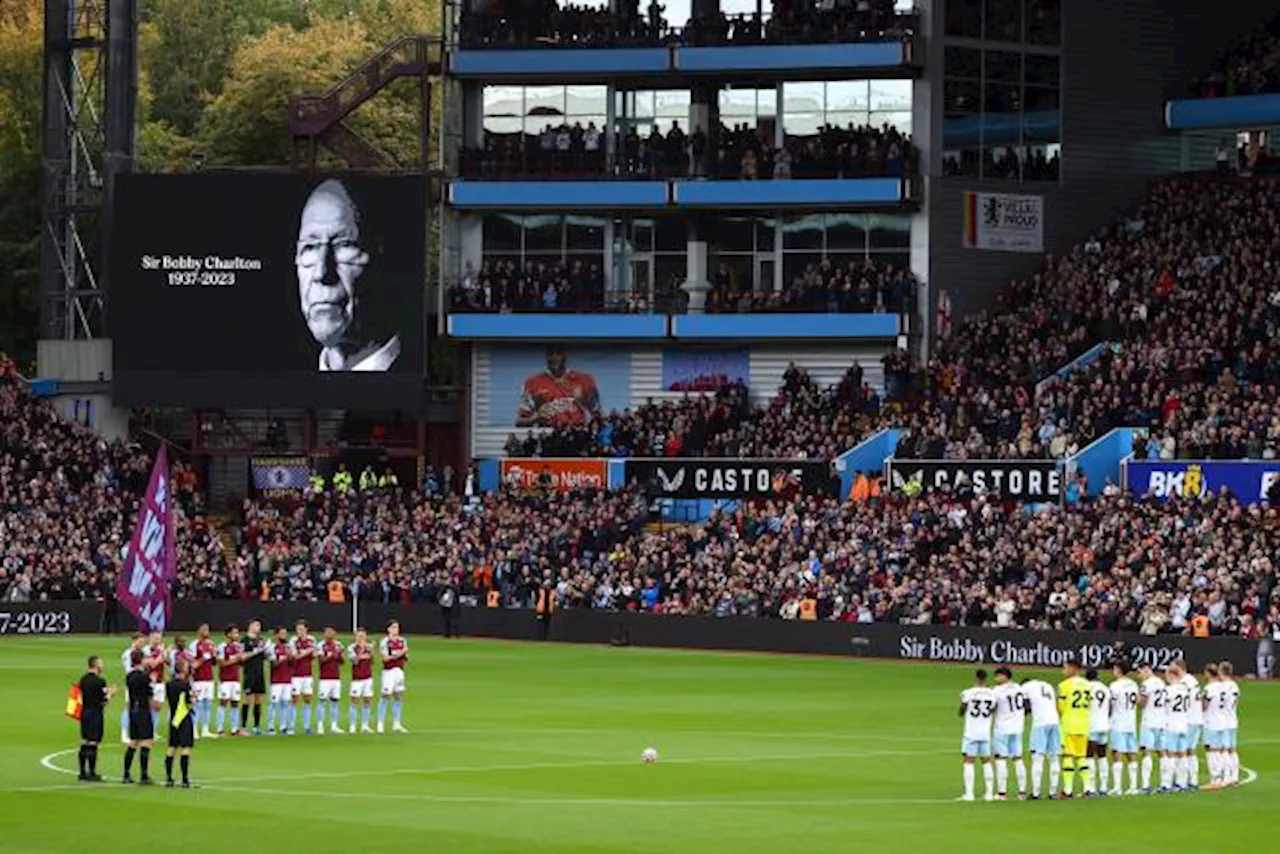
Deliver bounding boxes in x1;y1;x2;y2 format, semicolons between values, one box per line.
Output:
315;626;345;735
189;623;219;739
290;620;318;735
265;627;294;735
347;628;376;733
215;625;246;736
377;621;409;734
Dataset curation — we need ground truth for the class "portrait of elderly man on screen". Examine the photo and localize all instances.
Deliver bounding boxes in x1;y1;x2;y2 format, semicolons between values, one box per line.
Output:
295;179;401;372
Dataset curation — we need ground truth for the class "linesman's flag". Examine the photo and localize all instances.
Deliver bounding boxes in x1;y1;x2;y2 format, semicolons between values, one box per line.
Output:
172;691;190;727
65;684;83;720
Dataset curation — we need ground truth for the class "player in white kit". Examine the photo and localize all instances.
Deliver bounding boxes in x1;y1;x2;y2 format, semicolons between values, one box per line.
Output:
1178;661;1203;789
1107;661;1141;795
1137;664;1168;792
990;667;1027;800
1084;667;1110;795
1161;663;1193;792
1020;676;1061;799
1201;664;1228;788
958;669;997;802
1210;661;1242;786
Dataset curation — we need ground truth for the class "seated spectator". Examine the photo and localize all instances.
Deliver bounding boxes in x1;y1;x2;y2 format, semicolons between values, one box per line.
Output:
1194;17;1280;97
504;363;882;460
0;355;235;602
460;122;914;181
225;483;1278;634
458;0;914;50
706;257;917;314
450;258;608;313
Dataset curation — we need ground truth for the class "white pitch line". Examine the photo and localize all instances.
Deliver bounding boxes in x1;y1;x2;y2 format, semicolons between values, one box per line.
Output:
28;747;1260;808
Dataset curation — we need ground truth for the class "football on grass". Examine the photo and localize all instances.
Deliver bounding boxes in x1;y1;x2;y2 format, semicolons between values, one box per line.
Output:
641;747;659;764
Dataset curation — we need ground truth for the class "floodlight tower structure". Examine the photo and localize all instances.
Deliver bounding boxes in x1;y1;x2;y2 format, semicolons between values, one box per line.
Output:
36;0;136;436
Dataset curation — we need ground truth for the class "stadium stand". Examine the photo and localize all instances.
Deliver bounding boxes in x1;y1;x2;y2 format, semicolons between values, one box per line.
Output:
450;255;916;315
459;122;914;181
223;484;1278;635
500;175;1280;462
1193;16;1280;97
457;0;913;50
0;356;234;602
502;363;881;459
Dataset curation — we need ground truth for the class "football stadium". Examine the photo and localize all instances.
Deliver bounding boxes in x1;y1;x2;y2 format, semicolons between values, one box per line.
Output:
1;0;1279;850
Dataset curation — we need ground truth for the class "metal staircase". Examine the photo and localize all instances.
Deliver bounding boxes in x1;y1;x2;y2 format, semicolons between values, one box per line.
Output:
289;34;444;171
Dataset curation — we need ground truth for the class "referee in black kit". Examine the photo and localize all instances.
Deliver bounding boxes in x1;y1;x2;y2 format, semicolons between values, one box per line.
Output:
77;656;115;781
123;649;155;784
165;659;196;788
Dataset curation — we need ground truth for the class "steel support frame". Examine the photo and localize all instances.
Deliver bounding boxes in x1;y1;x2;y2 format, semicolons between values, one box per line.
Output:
40;0;136;341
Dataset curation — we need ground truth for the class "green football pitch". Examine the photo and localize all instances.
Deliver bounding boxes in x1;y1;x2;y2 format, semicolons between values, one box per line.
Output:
0;636;1275;853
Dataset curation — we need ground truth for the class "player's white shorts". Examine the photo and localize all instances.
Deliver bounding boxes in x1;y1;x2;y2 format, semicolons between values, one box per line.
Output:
1186;725;1202;749
1164;730;1190;753
1088;730;1108;746
1110;730;1137;753
961;738;992;759
318;679;342;701
270;683;292;703
1029;725;1061;756
150;683;165;704
1139;727;1165;751
193;681;214;702
218;681;242;703
993;732;1022;757
380;668;406;695
349;678;374;699
291;676;314;697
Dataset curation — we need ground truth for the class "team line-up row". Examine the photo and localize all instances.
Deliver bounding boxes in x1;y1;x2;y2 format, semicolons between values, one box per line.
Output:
117;619;413;740
957;657;1243;802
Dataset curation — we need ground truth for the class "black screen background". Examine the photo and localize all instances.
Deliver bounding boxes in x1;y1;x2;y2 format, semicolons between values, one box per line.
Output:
110;172;426;409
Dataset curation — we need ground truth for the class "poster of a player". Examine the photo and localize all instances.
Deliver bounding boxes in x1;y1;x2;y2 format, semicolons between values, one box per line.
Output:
515;345;603;428
487;345;630;428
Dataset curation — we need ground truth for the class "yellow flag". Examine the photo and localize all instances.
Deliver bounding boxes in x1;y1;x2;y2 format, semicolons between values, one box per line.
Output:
173;690;190;727
65;684;83;720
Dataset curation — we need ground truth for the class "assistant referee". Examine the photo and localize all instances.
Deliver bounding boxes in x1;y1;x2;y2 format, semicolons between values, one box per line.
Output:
165;659;197;788
76;656;114;782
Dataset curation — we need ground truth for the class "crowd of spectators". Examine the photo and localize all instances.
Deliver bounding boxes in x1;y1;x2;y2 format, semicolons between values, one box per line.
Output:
0;355;235;604
920;175;1280;462
450;259;610;313
489;174;1278;463
457;0;913;50
708;256;917;313
505;363;883;460
450;255;917;316
460;122;913;182
943;147;1061;182
1193;18;1280;97
224;481;1278;638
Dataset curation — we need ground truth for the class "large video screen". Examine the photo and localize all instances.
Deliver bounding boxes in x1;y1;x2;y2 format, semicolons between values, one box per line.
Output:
110;173;426;408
